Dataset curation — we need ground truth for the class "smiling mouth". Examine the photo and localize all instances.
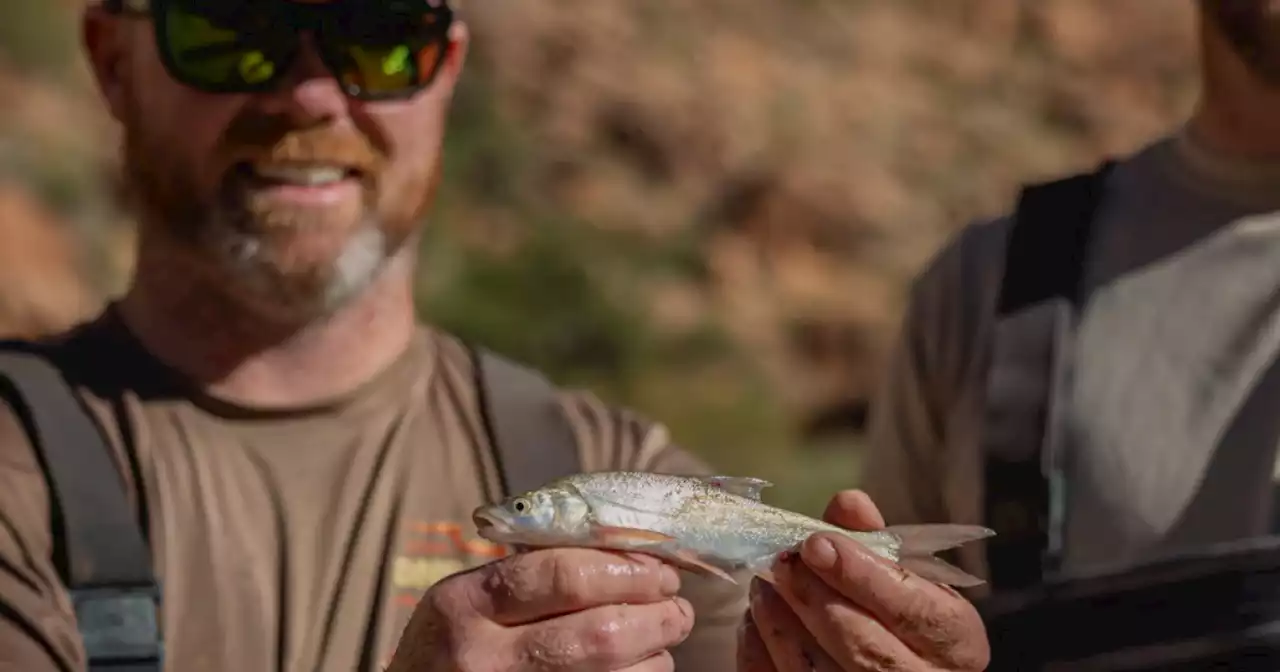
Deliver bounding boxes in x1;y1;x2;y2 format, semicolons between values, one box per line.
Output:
234;161;364;188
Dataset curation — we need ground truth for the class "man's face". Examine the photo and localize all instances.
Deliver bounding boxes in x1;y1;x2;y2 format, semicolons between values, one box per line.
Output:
86;1;467;320
1201;0;1280;86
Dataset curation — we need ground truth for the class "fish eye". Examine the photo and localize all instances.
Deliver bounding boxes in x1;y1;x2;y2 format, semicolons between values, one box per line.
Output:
512;497;531;514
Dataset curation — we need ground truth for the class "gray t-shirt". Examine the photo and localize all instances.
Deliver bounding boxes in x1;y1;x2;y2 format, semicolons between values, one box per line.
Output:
862;130;1280;586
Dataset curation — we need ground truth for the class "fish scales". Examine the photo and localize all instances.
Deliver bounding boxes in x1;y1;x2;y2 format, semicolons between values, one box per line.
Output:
472;471;995;587
571;473;894;568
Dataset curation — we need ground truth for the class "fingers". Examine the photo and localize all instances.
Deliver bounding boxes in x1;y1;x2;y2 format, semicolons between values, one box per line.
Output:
822;490;886;531
795;534;990;669
772;552;923;671
515;597;695;671
750;580;844;672
738;614;781;672
469;548;682;625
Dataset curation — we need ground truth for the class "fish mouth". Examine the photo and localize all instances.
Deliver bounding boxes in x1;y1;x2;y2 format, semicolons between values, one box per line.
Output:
472;509;514;541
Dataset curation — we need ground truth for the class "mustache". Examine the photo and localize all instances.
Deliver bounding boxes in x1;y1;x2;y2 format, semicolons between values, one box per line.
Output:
216;113;385;172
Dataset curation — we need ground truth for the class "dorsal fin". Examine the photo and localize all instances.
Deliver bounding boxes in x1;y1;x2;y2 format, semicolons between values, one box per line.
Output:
700;475;773;501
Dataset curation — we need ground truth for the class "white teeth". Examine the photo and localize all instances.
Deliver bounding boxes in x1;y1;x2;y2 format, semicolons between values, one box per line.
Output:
252;164;348;186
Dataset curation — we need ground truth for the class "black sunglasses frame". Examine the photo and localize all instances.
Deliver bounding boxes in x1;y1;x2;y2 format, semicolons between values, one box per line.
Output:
101;0;456;102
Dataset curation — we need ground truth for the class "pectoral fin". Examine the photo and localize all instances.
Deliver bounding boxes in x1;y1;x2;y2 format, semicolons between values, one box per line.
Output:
588;525;739;584
590;525;679;546
667;548;738;584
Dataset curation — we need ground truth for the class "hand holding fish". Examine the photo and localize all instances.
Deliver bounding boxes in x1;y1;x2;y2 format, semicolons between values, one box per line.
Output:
743;490;991;672
386;547;694;671
470;471;995;672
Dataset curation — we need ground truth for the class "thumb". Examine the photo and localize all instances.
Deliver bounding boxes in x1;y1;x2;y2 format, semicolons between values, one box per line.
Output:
822;490;886;531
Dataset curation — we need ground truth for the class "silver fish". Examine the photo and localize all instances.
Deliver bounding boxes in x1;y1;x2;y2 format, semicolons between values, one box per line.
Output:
472;471;995;587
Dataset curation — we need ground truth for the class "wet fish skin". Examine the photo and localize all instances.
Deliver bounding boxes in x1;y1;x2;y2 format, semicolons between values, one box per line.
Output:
472;471;995;587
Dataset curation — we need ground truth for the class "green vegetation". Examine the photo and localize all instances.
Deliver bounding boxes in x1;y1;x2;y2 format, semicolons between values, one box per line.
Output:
418;61;850;513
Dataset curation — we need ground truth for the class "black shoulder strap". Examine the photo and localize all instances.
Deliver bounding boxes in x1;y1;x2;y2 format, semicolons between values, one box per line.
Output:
473;347;582;499
996;163;1115;314
980;161;1114;593
0;345;162;672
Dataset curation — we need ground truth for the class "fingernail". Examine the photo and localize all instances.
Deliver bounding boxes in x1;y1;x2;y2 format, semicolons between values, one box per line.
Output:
749;580;774;610
674;596;695;624
803;536;838;571
660;564;681;595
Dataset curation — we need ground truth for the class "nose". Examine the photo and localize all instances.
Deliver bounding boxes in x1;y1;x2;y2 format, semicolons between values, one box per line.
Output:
254;36;352;124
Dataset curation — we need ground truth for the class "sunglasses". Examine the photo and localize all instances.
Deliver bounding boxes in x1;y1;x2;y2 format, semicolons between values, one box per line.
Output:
104;0;455;101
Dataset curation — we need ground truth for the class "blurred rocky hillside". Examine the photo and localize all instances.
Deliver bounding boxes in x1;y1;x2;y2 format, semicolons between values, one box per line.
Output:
0;0;1198;512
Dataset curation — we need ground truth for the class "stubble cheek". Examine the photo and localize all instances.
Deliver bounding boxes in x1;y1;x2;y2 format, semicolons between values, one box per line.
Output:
372;152;441;248
376;101;448;230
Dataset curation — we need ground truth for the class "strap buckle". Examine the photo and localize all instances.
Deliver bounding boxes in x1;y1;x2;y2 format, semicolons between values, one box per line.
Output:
72;585;164;669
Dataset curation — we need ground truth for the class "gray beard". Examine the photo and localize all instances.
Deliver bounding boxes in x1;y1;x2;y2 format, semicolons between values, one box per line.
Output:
117;121;400;325
199;206;393;324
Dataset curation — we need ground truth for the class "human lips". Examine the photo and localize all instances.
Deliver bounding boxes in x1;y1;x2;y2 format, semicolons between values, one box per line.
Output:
233;161;365;206
236;159;365;185
251;163;351;186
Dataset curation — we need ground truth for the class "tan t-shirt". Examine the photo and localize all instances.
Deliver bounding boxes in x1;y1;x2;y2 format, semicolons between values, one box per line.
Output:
0;308;747;671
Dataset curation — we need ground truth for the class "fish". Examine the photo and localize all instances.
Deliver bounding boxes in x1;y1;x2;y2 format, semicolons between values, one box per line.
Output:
472;471;995;587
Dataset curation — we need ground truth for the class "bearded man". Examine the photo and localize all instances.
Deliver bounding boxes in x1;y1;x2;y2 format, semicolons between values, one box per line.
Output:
0;1;991;671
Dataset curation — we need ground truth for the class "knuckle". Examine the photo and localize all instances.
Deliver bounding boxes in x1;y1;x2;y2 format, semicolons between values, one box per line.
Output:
403;584;511;672
453;643;507;672
424;579;469;620
524;625;589;669
591;601;688;656
582;616;630;661
887;590;991;669
486;552;552;610
848;639;910;672
586;624;632;660
893;589;951;638
549;554;594;603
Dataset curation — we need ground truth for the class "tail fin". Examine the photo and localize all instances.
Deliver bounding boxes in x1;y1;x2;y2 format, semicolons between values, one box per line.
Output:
885;524;995;588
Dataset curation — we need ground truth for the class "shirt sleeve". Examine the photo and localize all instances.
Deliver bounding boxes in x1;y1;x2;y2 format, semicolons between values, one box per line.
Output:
557;391;748;671
860;276;951;527
0;401;84;672
860;218;1007;530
